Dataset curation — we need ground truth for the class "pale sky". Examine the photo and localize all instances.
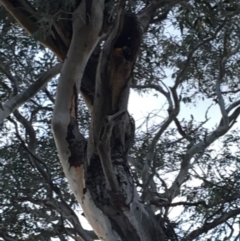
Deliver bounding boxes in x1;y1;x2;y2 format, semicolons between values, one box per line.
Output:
129;89;222;129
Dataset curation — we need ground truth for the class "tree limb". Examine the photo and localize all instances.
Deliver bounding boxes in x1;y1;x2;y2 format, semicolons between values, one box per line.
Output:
51;2;116;240
0;63;62;124
168;106;240;200
10;111;94;241
148;86;180;162
173;19;227;87
0;63;19;96
0;232;17;241
182;208;240;241
0;0;68;60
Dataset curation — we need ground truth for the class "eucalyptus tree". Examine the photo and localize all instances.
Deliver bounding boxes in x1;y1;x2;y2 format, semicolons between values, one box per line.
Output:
1;0;240;241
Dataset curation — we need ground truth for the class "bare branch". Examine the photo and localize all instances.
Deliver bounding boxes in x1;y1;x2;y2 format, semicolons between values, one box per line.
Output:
0;232;17;241
168;93;240;200
216;55;228;126
150;10;170;24
133;83;169;97
226;99;240;113
165;19;240;200
98;111;126;192
174;19;227;87
151;199;207;207
148;87;180;161
137;0;185;30
225;106;240;127
8;114;51;182
0;63;19;95
0;63;62;124
182;208;240;241
0;0;67;60
134;83;174;114
9;112;94;241
168;108;240;200
0;0;38;33
174;117;192;142
43;87;55;104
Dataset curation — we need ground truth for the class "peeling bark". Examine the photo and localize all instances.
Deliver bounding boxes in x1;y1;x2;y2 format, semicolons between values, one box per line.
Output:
51;1;118;240
52;3;166;239
83;7;165;241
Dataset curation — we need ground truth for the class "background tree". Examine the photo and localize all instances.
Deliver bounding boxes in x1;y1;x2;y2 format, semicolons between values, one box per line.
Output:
1;0;240;240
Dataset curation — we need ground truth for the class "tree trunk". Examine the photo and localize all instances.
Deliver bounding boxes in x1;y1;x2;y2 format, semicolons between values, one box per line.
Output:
51;2;166;240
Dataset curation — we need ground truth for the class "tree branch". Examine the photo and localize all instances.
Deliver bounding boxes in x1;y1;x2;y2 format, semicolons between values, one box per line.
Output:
138;0;170;31
0;63;19;96
0;0;38;33
174;117;192;142
98;111;126;192
89;0;127;154
51;2;116;240
0;63;62;124
0;232;17;241
216;55;228;127
168;105;240;200
173;19;227;87
0;0;68;60
9;112;93;241
148;86;180;162
182;208;240;241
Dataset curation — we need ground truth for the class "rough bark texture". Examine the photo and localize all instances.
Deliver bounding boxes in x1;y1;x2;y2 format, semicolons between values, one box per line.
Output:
51;2;166;240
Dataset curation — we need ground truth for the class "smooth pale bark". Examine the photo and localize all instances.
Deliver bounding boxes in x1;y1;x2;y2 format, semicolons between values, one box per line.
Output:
0;63;62;124
81;5;166;240
51;1;122;240
52;1;165;239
